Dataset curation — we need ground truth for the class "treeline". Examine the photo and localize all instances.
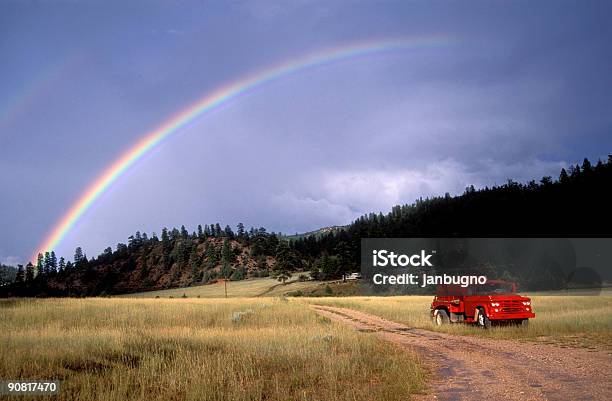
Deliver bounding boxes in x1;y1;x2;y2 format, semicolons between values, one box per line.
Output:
5;223;306;296
0;264;17;286
3;155;611;296
291;156;612;289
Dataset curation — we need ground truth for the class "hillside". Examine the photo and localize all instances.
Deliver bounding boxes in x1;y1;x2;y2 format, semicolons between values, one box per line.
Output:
121;276;339;298
3;155;611;297
284;226;346;240
3;231;290;297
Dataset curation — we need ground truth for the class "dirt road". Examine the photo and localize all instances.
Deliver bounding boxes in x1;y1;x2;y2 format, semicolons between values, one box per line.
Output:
313;305;612;401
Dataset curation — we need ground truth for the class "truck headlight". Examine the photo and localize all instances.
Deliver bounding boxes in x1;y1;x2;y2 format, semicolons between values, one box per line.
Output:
491;302;500;307
522;301;531;306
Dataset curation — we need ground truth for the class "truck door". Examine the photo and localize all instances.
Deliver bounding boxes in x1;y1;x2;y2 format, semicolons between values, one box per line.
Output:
464;286;478;320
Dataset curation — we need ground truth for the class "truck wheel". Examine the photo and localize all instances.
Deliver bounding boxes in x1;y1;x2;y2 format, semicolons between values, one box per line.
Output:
520;319;529;327
477;308;491;329
435;309;450;326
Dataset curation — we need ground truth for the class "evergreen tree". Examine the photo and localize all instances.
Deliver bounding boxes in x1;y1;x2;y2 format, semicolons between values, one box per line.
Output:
569;165;581;179
334;241;354;277
559;168;569;184
197;224;203;238
181;225;189;238
36;253;43;277
582;158;592;174
236;223;245;238
220;261;232;280
50;251;58;273
15;265;25;283
256;255;268;272
44;252;51;275
204;243;218;267
161;228;170;250
188;248;200;276
272;241;293;284
221;237;233;264
58;257;66;273
540;176;553;185
25;262;35;281
74;247;84;264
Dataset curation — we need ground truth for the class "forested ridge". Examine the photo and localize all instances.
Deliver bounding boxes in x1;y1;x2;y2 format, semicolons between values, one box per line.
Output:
2;156;610;296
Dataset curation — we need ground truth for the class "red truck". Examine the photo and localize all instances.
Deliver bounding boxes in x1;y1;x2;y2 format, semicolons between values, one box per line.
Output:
431;280;535;328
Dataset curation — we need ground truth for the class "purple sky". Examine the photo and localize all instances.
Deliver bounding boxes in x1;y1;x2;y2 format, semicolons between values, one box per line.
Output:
1;1;611;265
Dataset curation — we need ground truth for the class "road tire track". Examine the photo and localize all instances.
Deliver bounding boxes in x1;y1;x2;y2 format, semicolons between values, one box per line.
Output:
313;305;611;401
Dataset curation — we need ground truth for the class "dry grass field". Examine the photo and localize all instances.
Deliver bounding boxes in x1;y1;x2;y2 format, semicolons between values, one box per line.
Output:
300;295;612;348
0;298;427;401
122;277;328;298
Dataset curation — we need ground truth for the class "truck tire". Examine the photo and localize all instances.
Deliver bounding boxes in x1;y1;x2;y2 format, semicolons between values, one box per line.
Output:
477;308;491;329
520;319;529;327
435;309;450;326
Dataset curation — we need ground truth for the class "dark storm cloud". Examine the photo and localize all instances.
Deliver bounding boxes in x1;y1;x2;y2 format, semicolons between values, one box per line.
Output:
0;1;611;263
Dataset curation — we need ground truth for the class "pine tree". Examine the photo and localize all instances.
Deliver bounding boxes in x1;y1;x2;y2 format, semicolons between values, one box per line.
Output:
161;228;170;250
36;253;43;277
74;247;84;264
15;265;25;283
25;262;35;281
220;261;232;279
582;158;592;174
50;251;58;273
221;237;233;264
197;224;203;238
58;257;66;272
44;252;51;275
540;176;552;185
272;241;293;284
256;255;268;272
559;168;569;184
236;223;245;238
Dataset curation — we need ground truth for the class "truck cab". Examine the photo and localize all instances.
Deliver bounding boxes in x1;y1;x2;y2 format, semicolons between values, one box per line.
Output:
431;280;535;328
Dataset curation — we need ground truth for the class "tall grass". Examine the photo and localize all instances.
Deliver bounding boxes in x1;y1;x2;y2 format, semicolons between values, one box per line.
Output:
122;277;326;298
301;295;612;346
0;298;426;401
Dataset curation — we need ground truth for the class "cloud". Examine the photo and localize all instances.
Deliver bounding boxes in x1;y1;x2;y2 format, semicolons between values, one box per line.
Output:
288;157;567;220
1;256;22;266
270;192;357;231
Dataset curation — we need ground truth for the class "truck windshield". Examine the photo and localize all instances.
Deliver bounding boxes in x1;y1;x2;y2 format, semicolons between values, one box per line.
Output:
469;282;515;295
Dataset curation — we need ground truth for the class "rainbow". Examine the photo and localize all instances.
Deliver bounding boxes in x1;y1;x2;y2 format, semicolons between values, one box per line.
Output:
1;55;80;130
32;37;449;261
